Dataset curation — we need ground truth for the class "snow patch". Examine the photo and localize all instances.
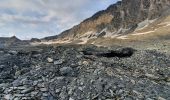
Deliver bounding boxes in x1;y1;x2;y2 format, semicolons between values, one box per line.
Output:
31;40;71;45
80;31;94;38
96;28;107;35
116;35;128;39
162;23;170;27
132;30;155;36
158;22;170;26
110;34;119;38
77;38;89;44
136;19;157;30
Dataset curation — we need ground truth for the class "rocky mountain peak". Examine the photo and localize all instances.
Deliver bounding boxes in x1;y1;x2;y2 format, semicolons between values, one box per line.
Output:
10;36;21;41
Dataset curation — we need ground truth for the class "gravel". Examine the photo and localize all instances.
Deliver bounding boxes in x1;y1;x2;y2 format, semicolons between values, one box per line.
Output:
0;44;170;100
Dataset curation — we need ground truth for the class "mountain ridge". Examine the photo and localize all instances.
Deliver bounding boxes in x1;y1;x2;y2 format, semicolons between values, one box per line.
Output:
42;0;170;43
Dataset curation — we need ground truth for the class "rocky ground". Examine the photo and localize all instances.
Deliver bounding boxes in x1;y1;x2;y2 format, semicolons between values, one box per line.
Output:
0;44;170;100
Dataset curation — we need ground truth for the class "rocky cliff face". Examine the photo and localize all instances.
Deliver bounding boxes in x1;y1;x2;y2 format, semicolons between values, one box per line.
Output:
44;0;170;41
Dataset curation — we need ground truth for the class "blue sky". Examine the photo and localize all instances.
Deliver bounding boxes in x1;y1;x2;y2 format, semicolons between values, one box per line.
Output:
0;0;119;39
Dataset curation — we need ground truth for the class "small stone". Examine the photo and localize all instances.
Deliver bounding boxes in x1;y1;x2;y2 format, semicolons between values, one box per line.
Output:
55;89;60;93
54;60;64;65
14;97;20;100
33;81;38;86
17;86;27;90
78;87;83;91
15;71;21;76
105;67;114;76
21;87;34;94
60;67;73;76
146;98;154;100
31;92;38;96
69;97;74;100
22;79;33;85
4;94;13;99
165;77;170;82
145;73;159;79
9;50;18;55
82;61;89;66
42;93;48;97
68;89;73;95
0;83;8;87
47;57;53;63
80;82;84;85
130;79;136;84
5;88;13;93
22;97;29;100
14;94;24;97
0;50;4;53
40;88;48;92
158;96;166;100
76;54;83;58
37;83;45;88
12;80;22;87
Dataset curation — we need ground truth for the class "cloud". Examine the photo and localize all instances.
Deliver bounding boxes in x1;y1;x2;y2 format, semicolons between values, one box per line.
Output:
0;0;119;39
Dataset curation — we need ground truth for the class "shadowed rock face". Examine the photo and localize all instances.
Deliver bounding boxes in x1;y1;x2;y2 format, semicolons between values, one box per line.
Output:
43;0;170;41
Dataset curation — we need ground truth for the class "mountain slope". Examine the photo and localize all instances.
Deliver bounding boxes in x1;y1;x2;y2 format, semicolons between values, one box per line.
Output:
0;36;30;48
42;0;170;44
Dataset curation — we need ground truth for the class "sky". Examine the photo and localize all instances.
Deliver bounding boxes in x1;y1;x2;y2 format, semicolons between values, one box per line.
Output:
0;0;119;40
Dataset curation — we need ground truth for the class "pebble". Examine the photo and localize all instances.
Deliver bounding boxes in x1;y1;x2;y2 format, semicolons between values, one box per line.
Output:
40;88;48;92
14;97;20;100
17;86;27;90
4;94;13;100
158;96;166;100
42;93;48;97
21;87;34;94
8;50;18;55
69;97;74;100
54;59;64;65
59;67;73;76
55;89;60;93
31;91;38;96
47;57;54;63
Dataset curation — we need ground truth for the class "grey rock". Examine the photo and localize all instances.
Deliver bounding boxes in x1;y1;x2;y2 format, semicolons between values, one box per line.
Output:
31;91;38;96
55;89;60;93
47;57;54;63
8;50;18;55
54;60;64;65
21;87;34;94
12;80;22;87
4;94;13;100
59;67;73;76
40;88;48;92
69;97;74;100
13;97;20;100
17;86;27;90
13;94;24;97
